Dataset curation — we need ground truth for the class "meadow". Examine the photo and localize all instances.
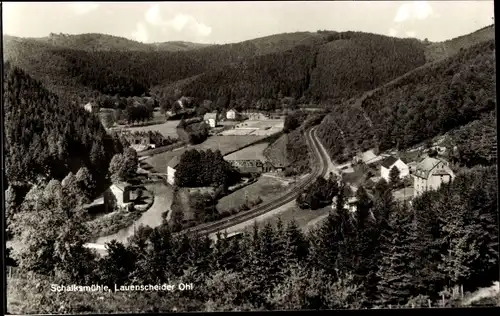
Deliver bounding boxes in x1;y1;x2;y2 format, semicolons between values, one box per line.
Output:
217;176;288;213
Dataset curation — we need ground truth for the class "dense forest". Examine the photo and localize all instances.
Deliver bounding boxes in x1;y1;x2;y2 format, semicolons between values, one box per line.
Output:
317;40;496;163
3;63;123;187
7;166;498;312
173;32;426;108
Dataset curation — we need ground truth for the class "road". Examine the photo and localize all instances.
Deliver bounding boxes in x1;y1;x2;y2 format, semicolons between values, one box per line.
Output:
182;126;331;238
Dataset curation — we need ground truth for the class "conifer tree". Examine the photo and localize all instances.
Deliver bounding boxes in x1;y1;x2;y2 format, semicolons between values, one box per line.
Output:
376;203;415;307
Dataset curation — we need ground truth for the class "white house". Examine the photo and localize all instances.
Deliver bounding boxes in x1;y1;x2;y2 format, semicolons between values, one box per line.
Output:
109;182;131;208
203;112;218;128
226;109;239;120
413;157;455;197
167;156;180;185
380;156;409;182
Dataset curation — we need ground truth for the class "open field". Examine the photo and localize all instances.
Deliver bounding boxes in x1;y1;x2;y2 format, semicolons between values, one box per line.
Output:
144;135;267;173
123;120;181;138
224;142;269;161
217;176;288;213
221;119;283;136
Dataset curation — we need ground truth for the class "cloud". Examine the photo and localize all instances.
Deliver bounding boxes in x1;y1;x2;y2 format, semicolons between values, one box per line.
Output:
394;1;433;23
131;23;149;43
389;28;398;37
406;31;417;37
70;3;100;15
143;4;212;37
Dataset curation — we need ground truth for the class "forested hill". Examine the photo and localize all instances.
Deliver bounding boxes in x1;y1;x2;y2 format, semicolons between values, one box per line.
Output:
156;32;427;108
3;63;123;187
316;39;496;164
3;26;494;109
424;24;495;62
2;31;333;103
4;33;212;52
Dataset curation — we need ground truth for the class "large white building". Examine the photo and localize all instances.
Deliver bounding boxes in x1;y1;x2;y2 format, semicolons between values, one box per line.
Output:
413;157;455;197
380;156;409;182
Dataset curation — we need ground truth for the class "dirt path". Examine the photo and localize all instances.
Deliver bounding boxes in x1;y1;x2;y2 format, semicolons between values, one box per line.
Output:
462;282;500;306
304;213;329;232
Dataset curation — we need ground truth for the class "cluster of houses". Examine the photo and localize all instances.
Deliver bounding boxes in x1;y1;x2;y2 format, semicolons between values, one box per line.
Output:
335;150;456;213
202;109;243;128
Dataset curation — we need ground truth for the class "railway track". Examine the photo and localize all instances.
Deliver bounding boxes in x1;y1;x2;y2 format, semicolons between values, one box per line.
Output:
175;126;329;237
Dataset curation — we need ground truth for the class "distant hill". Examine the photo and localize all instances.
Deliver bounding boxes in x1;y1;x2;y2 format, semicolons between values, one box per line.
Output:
3;25;495;111
424;24;495;62
4;33;212;52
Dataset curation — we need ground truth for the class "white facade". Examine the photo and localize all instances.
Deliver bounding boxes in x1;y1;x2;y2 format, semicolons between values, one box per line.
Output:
226;109;237;120
206;118;217;128
413;157;455;197
381;159;409;182
109;184;130;208
167;166;176;185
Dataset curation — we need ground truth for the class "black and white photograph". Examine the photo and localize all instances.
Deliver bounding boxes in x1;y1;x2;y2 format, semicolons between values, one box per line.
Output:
2;1;498;313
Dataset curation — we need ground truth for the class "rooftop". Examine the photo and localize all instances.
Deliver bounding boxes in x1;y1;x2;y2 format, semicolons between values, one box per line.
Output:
167;155;180;168
380;156;400;169
112;181;130;191
204;112;218;119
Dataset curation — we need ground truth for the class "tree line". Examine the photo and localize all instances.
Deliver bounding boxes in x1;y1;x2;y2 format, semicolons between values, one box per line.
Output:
7;166;497;312
174;149;241;188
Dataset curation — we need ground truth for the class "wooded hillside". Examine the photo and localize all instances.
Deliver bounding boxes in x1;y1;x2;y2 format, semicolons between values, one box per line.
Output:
3;63;123;186
316;39;496;163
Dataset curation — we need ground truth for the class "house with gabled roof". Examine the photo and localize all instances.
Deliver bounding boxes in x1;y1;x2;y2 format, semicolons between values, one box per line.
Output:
203;112;218;128
380;156;409;182
413;156;455;197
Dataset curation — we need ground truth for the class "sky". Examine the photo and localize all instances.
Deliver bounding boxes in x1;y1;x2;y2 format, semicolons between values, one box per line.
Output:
2;1;495;44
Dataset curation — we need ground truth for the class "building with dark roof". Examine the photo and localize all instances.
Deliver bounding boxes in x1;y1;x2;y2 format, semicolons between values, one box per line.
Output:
380;156;409;182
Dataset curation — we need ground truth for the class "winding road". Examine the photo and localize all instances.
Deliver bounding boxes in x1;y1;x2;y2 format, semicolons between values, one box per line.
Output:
85;126;332;253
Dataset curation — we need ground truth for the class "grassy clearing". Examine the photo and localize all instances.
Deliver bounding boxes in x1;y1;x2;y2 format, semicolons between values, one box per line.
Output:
123;120;181;139
237;205;331;235
224;143;269;161
217;176;288;213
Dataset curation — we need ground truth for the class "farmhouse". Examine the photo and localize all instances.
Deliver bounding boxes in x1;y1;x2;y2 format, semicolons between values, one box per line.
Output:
110;182;132;208
380;156;409;182
204;112;218;128
413;157;455;197
167;155;180;185
226;109;240;120
83;102;99;113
